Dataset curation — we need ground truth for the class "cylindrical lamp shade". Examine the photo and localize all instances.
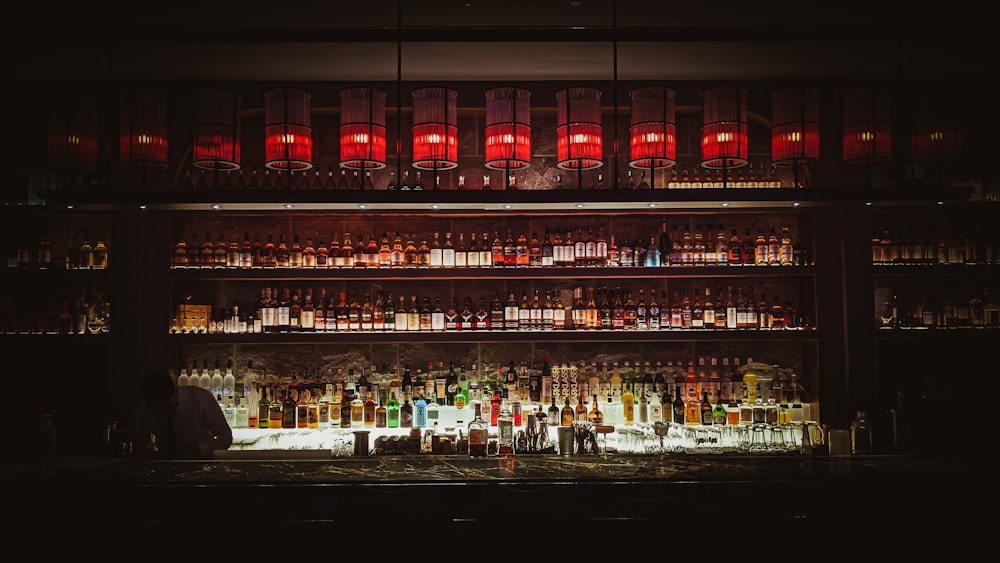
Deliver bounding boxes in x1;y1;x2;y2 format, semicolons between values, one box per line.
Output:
48;96;98;171
119;89;168;168
339;87;387;170
771;87;820;166
629;86;676;169
485;87;531;170
411;87;458;170
264;87;313;170
843;87;892;165
910;93;963;163
913;125;963;163
193;89;242;171
701;86;748;169
556;87;603;170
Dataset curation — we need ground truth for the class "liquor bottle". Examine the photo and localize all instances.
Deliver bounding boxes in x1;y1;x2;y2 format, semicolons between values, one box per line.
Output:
397;394;412;428
468;402;489;457
480;231;493;268
364;389;376;428
622;380;635;425
698;390;713;425
752;229;767;266
426;389;440;427
385;386;400;428
431;296;445;332
778;226;794;266
497;397;514;456
490;386;502;427
429;231;443;268
505;228;519;267
764;228;780;266
527;231;542;267
452;232;465;268
413;393;427;429
560;396;575;426
407;295;419;331
288;234;303;268
587;394;604;425
466;232;480;268
275;234;290;268
671;388;686;424
546;394;560;427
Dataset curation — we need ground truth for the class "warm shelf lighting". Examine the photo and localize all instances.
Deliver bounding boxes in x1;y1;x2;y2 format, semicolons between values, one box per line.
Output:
193;89;242;171
771;86;819;166
701;86;748;170
340;87;387;170
412;87;458;170
629;86;676;170
119;89;168;168
556;86;603;170
485;87;531;171
842;86;891;165
47;93;98;172
265;87;313;171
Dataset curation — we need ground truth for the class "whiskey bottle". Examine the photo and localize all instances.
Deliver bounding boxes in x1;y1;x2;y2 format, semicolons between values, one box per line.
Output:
364;390;377;428
466;232;480;268
468;402;489;457
560;396;575;426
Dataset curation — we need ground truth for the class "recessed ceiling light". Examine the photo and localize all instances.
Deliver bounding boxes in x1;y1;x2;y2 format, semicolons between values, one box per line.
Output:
503;204;513;209
575;203;585;208
284;203;294;209
139;204;147;210
66;205;74;209
358;204;368;209
211;204;222;210
430;204;440;209
937;201;944;205
647;203;657;208
721;202;729;207
865;201;873;206
793;201;800;207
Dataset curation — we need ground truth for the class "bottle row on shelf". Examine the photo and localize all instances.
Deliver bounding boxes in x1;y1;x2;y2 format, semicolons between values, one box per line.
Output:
190;356;808;437
7;236;110;270
170;224;809;270
871;231;997;266
178;161;788;192
875;286;1000;329
171;285;813;335
1;286;111;335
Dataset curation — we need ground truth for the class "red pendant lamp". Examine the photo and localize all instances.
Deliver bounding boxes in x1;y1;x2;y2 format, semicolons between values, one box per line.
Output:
842;87;892;165
119;89;168;168
771;86;820;166
48;94;99;172
193;89;242;171
484;87;531;171
411;87;458;170
340;87;387;170
556;86;603;170
910;91;963;164
264;87;313;170
628;86;676;170
700;86;748;170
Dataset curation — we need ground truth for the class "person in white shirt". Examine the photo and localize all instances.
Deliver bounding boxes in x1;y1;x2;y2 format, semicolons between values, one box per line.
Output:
134;369;233;459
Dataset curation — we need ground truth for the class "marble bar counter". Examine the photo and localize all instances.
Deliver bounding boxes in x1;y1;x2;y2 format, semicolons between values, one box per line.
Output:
7;451;975;536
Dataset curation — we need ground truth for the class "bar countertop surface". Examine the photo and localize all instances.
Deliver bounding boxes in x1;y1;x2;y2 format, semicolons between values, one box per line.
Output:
6;450;979;538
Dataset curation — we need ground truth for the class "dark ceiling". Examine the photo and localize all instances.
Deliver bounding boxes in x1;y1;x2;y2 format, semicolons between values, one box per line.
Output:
13;0;990;83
